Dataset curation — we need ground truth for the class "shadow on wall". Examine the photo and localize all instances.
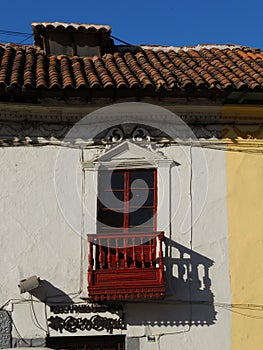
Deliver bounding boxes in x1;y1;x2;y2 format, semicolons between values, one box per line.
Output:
29;280;74;306
126;238;216;327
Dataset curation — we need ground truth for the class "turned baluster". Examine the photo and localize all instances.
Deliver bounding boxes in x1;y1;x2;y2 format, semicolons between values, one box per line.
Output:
132;237;136;267
140;237;145;268
124;237;128;268
107;238;111;268
99;239;103;269
149;238;153;267
158;232;164;268
157;232;164;283
88;240;94;285
115;238;119;268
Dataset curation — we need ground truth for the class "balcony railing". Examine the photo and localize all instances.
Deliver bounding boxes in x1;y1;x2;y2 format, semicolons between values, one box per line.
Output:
87;232;165;301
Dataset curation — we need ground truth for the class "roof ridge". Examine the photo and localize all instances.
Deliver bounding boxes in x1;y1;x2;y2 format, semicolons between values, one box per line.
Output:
138;44;262;53
0;42;262;54
0;43;44;53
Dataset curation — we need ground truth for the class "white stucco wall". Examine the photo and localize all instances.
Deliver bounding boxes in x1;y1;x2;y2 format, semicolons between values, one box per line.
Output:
124;146;231;350
0;143;231;349
0;146;82;303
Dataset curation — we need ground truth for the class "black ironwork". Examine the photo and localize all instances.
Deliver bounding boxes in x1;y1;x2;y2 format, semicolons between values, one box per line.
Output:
48;315;125;334
50;304;123;315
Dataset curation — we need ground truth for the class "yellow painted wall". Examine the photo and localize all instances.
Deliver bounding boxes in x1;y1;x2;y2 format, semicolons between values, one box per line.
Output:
227;150;263;349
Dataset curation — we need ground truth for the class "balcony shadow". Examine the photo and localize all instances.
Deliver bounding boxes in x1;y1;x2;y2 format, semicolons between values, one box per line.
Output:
29;279;74;306
125;237;216;327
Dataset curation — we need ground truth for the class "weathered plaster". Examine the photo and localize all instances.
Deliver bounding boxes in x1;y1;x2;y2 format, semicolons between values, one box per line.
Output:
0;311;11;348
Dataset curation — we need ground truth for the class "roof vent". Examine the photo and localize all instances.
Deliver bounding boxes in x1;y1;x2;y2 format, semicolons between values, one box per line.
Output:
32;22;113;57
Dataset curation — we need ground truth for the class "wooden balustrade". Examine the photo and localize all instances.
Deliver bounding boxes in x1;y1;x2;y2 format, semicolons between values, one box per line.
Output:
88;232;164;271
87;232;165;301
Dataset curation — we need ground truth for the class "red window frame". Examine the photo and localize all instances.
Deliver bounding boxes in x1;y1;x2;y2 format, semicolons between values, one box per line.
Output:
97;169;157;233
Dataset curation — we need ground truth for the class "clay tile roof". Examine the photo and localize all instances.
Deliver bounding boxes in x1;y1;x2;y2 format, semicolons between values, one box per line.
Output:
0;42;263;97
32;22;111;32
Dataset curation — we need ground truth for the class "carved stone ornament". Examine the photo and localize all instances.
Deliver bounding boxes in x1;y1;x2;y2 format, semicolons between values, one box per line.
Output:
131;127;151;141
105;127;124;142
101;124;153;144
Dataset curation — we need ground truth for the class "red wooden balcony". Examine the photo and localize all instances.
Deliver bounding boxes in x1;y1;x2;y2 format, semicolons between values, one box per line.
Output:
87;232;165;302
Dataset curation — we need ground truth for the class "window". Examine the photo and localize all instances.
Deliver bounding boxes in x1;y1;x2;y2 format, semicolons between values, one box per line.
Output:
85;141;170;300
83;140;173;236
97;169;157;233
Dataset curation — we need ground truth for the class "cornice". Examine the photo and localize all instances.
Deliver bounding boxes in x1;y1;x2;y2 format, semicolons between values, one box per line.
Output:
0;102;262;147
0;101;262;123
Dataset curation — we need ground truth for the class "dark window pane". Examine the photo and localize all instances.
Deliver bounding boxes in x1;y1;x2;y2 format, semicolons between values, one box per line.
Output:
130;170;154;188
111;171;124;189
97;206;124;229
97;171;125;230
99;190;124;205
129;189;154;207
113;191;125;202
129;208;154;227
97;169;156;232
98;171;124;190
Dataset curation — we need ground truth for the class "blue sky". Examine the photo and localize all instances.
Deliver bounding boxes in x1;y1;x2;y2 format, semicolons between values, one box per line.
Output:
0;0;262;49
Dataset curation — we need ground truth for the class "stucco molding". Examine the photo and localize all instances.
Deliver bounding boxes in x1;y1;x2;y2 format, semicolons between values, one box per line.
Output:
0;120;262;146
0;103;215;120
82;140;174;236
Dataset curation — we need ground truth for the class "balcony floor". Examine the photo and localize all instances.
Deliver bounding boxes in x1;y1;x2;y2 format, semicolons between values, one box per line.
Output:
88;267;165;301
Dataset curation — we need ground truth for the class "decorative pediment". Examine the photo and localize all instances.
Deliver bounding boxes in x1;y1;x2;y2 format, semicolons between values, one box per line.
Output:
99;141;165;161
83;140;172;170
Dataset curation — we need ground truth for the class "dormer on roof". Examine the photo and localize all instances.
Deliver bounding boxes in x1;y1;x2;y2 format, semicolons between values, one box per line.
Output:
32;21;114;57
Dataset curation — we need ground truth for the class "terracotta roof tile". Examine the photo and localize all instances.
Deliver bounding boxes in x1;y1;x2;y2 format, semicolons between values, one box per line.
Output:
32;22;111;32
93;56;114;88
145;50;177;89
36;53;48;88
0;43;263;95
185;49;217;87
0;46;15;86
10;48;25;87
23;48;36;88
60;56;74;89
165;51;193;88
103;54;127;88
83;57;101;88
154;50;179;88
173;50;206;88
123;51;153;88
72;57;87;89
136;50;167;89
48;56;60;88
113;52;139;88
